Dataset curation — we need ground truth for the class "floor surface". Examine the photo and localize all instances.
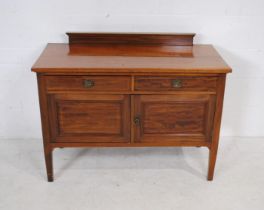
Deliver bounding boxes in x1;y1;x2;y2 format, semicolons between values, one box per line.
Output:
0;137;263;210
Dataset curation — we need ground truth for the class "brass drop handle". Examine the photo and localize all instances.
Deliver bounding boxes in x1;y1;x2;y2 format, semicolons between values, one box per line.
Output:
134;116;141;126
172;79;182;88
84;80;95;88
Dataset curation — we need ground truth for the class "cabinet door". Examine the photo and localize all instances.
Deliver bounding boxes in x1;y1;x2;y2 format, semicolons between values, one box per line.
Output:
48;94;130;143
134;95;215;143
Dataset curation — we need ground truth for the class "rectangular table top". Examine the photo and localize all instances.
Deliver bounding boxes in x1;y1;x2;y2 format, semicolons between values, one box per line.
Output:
32;43;231;74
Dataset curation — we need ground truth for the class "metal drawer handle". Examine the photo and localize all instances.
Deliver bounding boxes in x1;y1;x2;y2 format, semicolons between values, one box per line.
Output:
84;80;95;88
172;79;182;88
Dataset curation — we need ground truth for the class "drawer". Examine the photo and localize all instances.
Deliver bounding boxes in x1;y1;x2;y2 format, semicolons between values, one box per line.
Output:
134;76;217;91
45;76;131;91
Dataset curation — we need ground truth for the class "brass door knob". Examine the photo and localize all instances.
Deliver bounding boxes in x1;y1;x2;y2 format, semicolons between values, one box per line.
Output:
134;116;141;125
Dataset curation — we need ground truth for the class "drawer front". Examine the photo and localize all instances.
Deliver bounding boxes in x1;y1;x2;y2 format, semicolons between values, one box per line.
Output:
135;76;217;91
45;76;131;91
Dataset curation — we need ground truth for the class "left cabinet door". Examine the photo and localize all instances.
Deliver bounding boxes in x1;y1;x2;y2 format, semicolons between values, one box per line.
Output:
48;94;130;143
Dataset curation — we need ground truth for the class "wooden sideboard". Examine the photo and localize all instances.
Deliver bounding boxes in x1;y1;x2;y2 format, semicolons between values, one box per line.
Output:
32;32;231;182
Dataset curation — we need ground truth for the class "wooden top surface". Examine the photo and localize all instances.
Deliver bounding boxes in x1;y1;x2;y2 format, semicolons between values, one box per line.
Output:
32;36;231;74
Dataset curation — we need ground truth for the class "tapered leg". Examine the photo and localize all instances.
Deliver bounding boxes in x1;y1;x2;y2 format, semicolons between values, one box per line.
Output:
37;75;54;182
44;147;54;182
207;147;218;181
207;75;226;181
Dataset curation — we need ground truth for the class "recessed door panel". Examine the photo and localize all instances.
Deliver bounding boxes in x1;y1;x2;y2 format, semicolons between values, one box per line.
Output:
48;94;130;143
134;95;215;143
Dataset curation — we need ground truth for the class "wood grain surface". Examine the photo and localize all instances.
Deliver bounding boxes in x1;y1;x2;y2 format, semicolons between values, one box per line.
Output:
33;32;231;181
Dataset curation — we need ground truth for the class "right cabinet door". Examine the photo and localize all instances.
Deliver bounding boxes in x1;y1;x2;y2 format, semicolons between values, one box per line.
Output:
134;94;216;143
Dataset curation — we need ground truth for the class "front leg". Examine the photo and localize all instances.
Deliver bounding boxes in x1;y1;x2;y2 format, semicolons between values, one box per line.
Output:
207;75;226;181
207;146;218;181
44;146;54;182
37;74;54;182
